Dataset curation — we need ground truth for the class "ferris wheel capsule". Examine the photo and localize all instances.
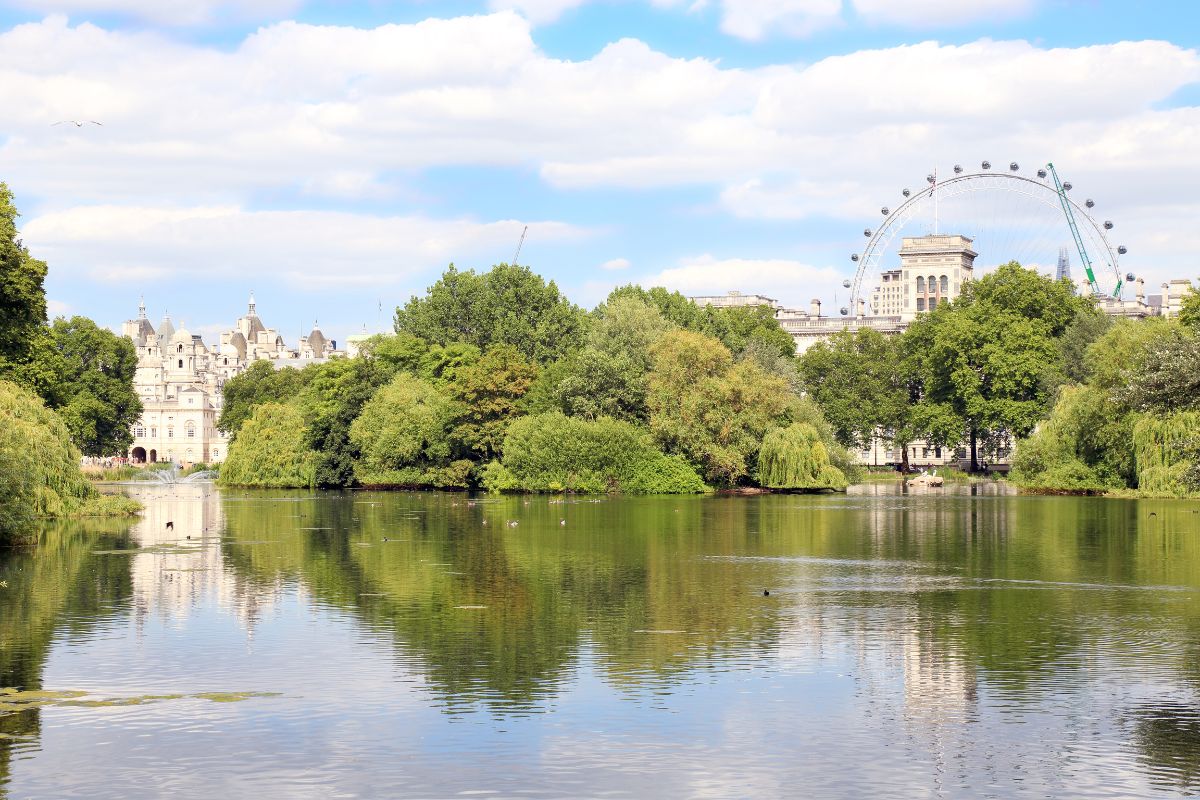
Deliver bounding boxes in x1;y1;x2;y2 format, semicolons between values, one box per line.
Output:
851;253;859;262
902;188;910;197
1037;168;1047;179
864;228;872;237
839;307;849;316
926;174;935;184
1119;247;1128;256
953;165;963;174
1009;162;1019;171
982;161;991;170
1086;199;1095;208
1063;182;1073;191
881;206;889;215
1126;272;1135;282
842;279;852;288
1104;220;1113;229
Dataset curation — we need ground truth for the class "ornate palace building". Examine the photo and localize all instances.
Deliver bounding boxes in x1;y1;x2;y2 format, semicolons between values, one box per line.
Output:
121;295;343;465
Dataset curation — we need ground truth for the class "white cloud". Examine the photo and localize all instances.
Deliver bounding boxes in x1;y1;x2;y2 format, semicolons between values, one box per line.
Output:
641;254;841;305
20;204;591;287
3;0;301;25
717;0;843;41
1;14;1198;294
488;0;589;25
850;0;1036;28
46;298;71;317
600;257;631;270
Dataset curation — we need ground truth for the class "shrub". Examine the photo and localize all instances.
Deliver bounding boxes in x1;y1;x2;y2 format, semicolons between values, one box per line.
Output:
756;423;848;491
349;373;464;488
1133;412;1200;497
486;412;707;494
218;402;317;489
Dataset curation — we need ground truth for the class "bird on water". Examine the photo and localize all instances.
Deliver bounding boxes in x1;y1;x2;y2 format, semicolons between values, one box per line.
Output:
763;589;770;597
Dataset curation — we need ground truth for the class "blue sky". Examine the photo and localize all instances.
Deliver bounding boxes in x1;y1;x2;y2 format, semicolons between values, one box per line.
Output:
0;0;1197;345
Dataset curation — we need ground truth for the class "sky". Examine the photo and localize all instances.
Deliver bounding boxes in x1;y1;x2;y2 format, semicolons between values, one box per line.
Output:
1;0;1198;345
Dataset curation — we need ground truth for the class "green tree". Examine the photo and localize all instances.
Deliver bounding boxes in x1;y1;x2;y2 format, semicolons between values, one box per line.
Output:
607;284;794;359
756;423;848;490
1180;282;1200;329
0;184;58;398
295;357;390;487
217;360;310;438
218;402;316;489
484;412;706;494
0;381;138;543
646;329;791;485
529;295;671;422
445;344;538;461
1055;306;1112;385
394;263;586;363
349;373;470;489
45;316;142;456
799;329;912;466
1122;326;1200;414
906;262;1087;470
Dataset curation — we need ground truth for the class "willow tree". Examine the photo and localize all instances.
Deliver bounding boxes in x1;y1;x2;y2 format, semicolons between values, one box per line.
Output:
0;380;138;543
219;402;316;489
756;423;848;491
1133;412;1200;497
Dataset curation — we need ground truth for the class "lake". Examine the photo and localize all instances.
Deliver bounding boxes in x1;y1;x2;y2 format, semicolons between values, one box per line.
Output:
2;483;1199;798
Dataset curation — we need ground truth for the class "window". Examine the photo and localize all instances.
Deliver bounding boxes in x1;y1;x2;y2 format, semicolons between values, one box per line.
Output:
928;298;937;310
134;426;145;437
177;344;183;353
151;427;157;437
178;359;183;368
168;427;174;439
916;298;925;311
916;276;925;292
940;275;949;293
186;422;196;439
922;448;929;458
212;449;219;459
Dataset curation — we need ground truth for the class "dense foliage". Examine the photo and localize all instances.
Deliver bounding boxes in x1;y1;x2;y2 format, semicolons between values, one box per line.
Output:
1009;315;1200;497
393;264;585;364
484;413;707;494
218;403;316;489
222;263;857;493
756;423;848;491
0;381;140;544
46;316;143;456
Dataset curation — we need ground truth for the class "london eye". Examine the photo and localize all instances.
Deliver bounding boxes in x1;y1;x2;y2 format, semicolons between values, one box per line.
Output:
845;162;1129;316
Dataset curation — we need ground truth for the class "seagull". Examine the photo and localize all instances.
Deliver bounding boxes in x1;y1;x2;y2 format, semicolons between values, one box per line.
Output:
53;120;102;127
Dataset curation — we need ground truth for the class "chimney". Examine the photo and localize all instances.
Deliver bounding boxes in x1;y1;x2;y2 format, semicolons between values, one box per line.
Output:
810;298;822;317
1136;277;1145;301
857;297;866;318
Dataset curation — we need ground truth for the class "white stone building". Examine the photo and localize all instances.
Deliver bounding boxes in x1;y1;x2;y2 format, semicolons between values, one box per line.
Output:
121;295;343;465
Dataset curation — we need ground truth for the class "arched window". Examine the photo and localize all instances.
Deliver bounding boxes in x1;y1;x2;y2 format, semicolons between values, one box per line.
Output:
167;427;174;439
177;344;183;353
916;276;925;292
212;448;219;459
186;422;196;439
940;275;949;293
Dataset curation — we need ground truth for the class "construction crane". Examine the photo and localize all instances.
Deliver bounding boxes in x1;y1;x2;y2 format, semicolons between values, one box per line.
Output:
1046;162;1109;296
512;225;528;266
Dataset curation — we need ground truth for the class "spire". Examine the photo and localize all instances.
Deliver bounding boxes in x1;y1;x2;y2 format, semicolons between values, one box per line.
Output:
248;291;257;315
138;295;146;319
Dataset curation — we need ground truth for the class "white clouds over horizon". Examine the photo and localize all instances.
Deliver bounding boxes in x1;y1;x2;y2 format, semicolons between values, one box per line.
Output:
1;11;1198;307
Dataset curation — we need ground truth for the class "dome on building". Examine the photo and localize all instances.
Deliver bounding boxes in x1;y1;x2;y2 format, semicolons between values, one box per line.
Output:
228;331;247;360
306;325;327;355
171;325;192;345
157;315;175;342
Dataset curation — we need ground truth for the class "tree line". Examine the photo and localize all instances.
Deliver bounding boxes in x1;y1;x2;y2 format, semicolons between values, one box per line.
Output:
218;263;858;493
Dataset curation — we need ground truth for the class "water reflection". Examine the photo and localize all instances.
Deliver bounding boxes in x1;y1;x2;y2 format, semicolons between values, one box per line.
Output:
0;484;1198;797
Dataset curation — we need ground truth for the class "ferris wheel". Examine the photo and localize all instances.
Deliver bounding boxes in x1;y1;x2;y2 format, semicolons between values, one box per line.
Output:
845;161;1130;316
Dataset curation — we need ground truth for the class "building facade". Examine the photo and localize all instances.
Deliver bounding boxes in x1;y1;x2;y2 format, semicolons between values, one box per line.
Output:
121;295;343;465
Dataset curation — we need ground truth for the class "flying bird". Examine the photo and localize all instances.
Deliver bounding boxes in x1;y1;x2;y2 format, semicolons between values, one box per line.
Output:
52;120;103;127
